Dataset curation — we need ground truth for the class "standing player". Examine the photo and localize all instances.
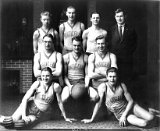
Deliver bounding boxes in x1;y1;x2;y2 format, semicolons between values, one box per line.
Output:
82;12;107;55
61;36;99;103
33;34;62;84
33;11;59;54
59;6;85;54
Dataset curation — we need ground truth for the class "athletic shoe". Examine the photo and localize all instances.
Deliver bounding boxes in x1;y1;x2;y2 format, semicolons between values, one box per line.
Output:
0;115;13;127
149;108;160;117
14;119;25;129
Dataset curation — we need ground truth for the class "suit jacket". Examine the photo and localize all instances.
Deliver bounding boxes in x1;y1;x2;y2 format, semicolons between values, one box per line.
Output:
108;24;137;63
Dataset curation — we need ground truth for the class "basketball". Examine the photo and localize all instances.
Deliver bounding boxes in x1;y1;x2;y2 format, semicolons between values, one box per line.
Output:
71;82;87;100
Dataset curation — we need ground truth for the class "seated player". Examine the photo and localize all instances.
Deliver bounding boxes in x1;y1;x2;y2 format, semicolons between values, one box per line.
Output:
33;34;63;86
82;67;160;127
0;67;74;129
61;36;99;103
87;35;117;96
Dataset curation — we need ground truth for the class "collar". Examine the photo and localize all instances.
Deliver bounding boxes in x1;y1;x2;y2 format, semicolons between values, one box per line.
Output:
117;24;125;28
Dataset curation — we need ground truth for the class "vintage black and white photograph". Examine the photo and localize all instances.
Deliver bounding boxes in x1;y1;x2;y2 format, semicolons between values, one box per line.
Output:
0;0;159;130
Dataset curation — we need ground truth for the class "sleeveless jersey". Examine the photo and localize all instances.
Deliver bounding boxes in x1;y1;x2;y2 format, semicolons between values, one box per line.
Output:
34;81;54;112
105;83;127;120
63;22;82;51
39;51;57;70
65;52;85;81
36;28;57;53
86;28;106;53
94;52;111;82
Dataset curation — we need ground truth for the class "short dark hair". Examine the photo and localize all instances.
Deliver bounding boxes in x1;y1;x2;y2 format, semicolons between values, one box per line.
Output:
115;8;125;15
41;67;52;75
95;35;106;42
66;6;76;12
90;12;100;18
43;34;56;43
40;11;52;18
72;36;83;43
106;67;118;76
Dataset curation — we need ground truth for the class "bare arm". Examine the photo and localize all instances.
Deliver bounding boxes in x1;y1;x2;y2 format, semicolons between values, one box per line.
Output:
84;54;90;88
119;83;134;126
33;53;41;78
55;85;75;123
54;30;60;51
63;54;73;93
59;24;65;50
81;83;106;123
88;54;104;79
82;30;88;52
110;53;118;68
80;22;85;32
33;30;39;54
52;52;62;77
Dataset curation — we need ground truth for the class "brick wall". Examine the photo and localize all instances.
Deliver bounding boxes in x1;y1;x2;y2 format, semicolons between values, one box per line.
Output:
1;60;33;93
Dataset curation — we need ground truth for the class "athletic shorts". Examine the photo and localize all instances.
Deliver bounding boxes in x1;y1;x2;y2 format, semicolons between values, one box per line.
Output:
112;102;135;120
27;100;44;119
69;78;85;86
92;80;103;89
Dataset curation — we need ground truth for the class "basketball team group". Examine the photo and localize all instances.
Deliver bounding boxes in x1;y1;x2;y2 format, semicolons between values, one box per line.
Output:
0;6;159;129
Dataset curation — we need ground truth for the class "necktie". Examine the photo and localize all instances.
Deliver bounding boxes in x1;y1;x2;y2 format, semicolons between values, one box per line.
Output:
119;26;123;38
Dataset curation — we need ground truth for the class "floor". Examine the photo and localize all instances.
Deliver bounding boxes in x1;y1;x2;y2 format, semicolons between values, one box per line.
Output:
0;94;159;131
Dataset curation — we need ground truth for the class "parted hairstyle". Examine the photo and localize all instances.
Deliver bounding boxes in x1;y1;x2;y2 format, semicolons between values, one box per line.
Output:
106;67;119;76
43;34;56;43
41;67;52;75
40;11;52;18
90;12;100;18
95;35;106;41
66;6;76;12
72;36;83;43
115;8;126;16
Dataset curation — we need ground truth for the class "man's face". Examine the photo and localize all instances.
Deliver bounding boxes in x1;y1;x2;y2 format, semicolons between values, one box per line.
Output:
107;72;118;86
43;36;53;50
66;8;76;21
73;40;82;53
96;38;106;52
41;70;52;84
90;13;100;25
115;11;125;25
41;15;50;27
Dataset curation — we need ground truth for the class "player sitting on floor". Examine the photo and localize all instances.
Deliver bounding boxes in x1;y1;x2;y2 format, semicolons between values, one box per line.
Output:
82;67;160;127
0;67;74;129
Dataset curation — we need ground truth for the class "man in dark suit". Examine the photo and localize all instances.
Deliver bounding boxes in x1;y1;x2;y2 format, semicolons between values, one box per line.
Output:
108;8;137;87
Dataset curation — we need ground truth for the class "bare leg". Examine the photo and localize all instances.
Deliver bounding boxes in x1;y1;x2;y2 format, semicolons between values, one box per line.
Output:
133;104;154;121
61;86;70;103
12;103;23;122
88;86;99;102
127;114;148;127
